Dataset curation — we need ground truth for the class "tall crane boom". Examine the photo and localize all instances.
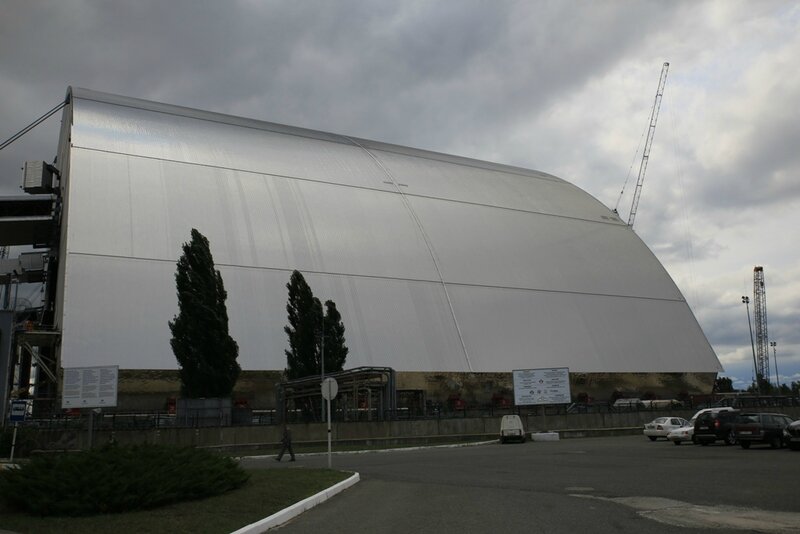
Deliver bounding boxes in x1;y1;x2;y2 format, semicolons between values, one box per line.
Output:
627;61;669;228
753;266;771;385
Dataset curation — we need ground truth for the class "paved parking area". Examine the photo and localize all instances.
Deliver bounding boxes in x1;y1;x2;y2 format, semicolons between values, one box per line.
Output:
242;435;800;533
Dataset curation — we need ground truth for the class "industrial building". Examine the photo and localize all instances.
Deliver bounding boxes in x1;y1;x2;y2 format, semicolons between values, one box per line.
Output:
1;87;722;417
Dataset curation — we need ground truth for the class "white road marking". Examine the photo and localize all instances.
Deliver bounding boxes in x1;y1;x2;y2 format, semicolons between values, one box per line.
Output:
571;494;800;532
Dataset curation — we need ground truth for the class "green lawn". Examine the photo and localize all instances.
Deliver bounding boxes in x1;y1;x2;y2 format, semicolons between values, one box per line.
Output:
0;468;351;534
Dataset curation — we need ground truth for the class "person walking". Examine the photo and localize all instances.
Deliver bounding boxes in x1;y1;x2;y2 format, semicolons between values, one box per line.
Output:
276;424;296;462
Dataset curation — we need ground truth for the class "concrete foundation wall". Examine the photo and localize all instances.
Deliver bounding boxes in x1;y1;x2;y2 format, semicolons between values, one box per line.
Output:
109;369;717;412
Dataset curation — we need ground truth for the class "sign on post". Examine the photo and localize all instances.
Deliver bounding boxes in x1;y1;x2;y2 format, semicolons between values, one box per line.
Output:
512;367;571;406
9;399;31;462
62;366;119;408
9;400;28;422
321;377;338;468
321;377;338;401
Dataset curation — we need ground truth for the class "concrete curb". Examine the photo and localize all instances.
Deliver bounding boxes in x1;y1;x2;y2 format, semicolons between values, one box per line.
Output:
230;472;360;534
238;439;496;461
531;432;560;442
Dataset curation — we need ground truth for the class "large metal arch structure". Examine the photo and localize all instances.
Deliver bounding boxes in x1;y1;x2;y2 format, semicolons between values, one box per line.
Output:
49;87;721;379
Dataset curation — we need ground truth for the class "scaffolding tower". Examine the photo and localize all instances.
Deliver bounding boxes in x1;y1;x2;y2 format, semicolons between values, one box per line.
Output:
753;266;770;385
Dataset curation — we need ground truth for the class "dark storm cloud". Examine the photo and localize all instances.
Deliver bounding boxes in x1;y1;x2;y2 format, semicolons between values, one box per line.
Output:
0;0;682;193
2;1;681;136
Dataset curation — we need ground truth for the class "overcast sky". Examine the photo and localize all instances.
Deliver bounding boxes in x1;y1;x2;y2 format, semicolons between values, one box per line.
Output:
2;0;798;390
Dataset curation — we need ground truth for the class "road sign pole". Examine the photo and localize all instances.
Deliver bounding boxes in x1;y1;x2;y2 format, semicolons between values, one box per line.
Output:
321;377;338;469
327;396;332;468
9;422;18;462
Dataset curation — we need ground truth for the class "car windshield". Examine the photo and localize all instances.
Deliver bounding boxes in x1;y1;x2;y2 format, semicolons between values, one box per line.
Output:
737;414;760;423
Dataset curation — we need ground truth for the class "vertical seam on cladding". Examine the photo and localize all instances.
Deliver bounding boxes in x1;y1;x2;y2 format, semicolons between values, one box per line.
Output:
342;135;473;373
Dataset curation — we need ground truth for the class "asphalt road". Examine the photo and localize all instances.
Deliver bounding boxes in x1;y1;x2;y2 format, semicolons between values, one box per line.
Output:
241;436;800;533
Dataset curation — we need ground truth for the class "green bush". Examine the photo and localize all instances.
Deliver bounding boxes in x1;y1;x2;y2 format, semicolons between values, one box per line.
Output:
0;443;249;516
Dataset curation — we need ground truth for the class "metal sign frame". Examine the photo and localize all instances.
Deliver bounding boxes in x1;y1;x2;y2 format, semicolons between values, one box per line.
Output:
62;365;119;408
9;399;29;422
512;367;571;406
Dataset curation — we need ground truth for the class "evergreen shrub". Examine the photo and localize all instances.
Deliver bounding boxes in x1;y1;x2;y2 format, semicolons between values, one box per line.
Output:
0;443;249;516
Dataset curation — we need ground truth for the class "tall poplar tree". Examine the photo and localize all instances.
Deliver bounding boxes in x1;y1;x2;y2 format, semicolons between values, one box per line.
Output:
284;271;321;380
169;228;240;397
321;300;348;373
284;271;348;379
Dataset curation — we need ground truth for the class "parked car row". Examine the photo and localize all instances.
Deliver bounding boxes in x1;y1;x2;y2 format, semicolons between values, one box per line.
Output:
644;407;800;449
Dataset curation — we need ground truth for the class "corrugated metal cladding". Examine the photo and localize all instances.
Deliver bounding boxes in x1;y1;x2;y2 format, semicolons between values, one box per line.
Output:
57;87;722;374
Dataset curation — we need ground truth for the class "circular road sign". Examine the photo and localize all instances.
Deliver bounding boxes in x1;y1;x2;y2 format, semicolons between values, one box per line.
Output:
321;377;339;400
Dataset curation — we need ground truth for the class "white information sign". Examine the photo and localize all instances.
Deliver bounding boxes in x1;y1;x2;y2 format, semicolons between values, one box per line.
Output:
321;377;339;400
513;367;571;406
62;366;119;408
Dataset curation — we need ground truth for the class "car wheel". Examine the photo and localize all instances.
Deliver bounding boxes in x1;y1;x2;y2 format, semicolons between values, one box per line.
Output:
724;431;736;446
740;441;751;449
648;436;657;442
700;441;708;446
769;436;781;449
672;440;681;446
789;444;800;451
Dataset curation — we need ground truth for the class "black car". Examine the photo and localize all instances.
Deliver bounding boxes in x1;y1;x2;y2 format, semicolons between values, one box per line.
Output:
783;419;800;450
733;412;794;449
694;409;740;445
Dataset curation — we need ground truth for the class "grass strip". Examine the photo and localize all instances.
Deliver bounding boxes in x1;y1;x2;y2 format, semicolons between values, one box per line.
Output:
0;468;349;534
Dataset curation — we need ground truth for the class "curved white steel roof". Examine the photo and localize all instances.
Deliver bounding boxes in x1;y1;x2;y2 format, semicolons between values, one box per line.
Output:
55;87;722;373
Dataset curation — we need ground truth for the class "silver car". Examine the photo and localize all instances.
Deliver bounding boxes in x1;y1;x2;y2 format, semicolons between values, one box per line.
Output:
644;417;689;441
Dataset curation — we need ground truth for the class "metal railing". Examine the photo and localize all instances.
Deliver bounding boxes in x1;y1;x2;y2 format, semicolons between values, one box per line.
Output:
8;396;800;432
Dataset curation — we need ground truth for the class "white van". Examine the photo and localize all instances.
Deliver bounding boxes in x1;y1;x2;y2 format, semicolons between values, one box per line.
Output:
613;398;644;409
500;414;526;443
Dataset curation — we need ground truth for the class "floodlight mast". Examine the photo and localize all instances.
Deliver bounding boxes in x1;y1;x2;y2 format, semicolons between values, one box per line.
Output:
627;62;669;228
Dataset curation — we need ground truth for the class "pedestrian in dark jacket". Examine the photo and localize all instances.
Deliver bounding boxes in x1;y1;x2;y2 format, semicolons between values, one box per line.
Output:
276;425;295;462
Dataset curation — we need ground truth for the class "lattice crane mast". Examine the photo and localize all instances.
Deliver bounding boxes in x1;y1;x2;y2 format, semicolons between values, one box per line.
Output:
627;62;669;228
753;266;771;385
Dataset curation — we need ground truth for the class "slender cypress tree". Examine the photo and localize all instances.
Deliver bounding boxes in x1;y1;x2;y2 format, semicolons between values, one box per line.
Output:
284;271;321;380
321;300;348;373
169;228;240;397
284;271;348;379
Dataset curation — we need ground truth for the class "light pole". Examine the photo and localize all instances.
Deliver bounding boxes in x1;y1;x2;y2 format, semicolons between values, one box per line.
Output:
742;296;760;394
320;311;325;421
770;341;781;391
